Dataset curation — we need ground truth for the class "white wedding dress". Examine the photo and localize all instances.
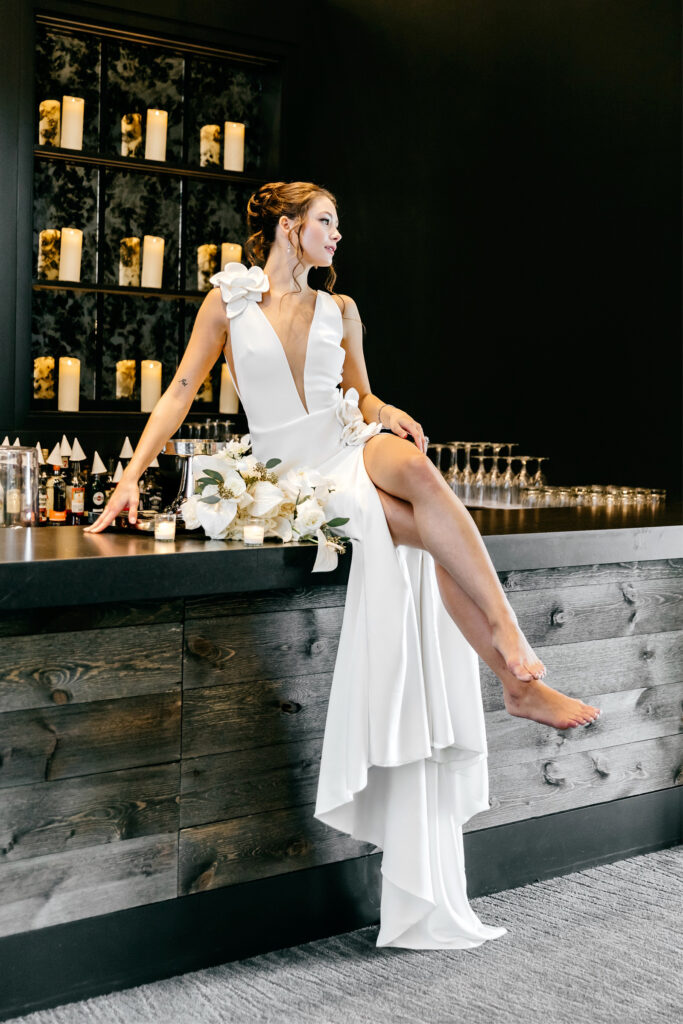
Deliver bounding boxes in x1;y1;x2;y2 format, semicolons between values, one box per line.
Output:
212;264;508;949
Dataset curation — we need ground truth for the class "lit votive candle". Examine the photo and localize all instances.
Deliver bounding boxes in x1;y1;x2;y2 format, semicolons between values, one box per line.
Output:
243;519;264;545
223;121;245;172
58;356;80;411
59;227;83;282
145;109;168;161
141;235;164;288
61;96;84;150
221;242;242;269
154;512;176;540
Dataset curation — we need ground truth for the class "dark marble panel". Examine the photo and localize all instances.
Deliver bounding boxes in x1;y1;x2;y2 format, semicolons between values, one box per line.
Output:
33;162;98;283
188;56;266;173
184;180;253;291
182;302;223;407
101;295;181;400
105;40;184;164
30;290;98;406
35;26;101;152
102;170;181;289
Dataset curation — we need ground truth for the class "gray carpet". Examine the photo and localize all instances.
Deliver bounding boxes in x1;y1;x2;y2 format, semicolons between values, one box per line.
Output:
7;846;682;1024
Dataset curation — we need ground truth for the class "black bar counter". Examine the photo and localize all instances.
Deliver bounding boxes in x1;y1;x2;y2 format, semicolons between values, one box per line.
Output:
1;502;681;611
0;501;681;1021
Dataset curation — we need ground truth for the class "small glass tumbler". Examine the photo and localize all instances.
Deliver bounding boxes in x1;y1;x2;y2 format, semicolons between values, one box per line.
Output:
154;512;177;541
243;517;265;545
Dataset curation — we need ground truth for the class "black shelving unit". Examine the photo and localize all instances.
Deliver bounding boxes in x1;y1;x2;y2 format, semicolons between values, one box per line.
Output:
30;11;283;420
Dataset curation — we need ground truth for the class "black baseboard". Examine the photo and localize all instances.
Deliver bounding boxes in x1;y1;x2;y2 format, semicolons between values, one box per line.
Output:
1;786;680;1022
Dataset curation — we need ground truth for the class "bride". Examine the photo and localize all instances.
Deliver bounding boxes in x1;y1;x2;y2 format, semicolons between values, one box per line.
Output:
86;179;600;733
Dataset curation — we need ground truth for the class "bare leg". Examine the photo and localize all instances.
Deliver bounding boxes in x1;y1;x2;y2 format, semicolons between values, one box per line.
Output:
364;433;546;682
373;484;601;729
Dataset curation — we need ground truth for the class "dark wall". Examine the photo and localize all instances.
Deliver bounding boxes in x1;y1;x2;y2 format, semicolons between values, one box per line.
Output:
293;0;682;496
2;0;681;495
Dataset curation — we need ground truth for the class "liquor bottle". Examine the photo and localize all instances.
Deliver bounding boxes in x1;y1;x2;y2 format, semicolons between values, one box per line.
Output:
48;463;67;524
86;451;109;514
38;464;49;524
4;459;21;526
69;461;86;524
0;473;5;527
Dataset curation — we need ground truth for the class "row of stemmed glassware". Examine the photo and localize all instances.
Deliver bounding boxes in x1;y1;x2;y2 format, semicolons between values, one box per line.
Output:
427;442;667;508
427;442;550;507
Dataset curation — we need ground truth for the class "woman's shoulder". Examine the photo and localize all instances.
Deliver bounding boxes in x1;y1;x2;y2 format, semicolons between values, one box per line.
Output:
326;291;359;318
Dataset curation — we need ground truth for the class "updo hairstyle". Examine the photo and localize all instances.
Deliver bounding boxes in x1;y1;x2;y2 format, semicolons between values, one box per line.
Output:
245;180;339;295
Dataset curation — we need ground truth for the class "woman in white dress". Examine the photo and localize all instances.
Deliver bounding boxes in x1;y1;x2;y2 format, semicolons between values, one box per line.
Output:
85;181;601;948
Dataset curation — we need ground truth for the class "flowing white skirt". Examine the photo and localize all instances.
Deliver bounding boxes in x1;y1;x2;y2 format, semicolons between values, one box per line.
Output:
251;404;508;948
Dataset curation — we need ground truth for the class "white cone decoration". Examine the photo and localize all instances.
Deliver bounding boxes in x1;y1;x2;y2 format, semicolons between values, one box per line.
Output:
1;437;9;446
112;460;124;483
119;436;134;459
36;442;45;465
91;451;107;475
70;437;87;461
12;437;20;447
46;443;62;466
60;434;72;458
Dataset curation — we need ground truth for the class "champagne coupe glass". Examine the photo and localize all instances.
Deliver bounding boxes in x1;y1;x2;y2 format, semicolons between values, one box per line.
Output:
501;455;520;506
461;442;474;504
471;446;488;506
427;443;444;473
529;457;549;488
486;442;505;505
443;443;462;491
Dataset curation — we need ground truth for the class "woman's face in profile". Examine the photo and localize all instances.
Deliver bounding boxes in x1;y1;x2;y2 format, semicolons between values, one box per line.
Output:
297;196;342;267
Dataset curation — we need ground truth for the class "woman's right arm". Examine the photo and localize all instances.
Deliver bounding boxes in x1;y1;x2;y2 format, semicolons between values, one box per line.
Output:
83;288;229;533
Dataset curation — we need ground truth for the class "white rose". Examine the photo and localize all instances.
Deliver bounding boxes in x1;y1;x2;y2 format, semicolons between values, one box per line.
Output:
295;497;326;533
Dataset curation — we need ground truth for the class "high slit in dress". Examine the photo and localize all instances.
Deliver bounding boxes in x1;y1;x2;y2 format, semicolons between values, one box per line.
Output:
212;263;508;949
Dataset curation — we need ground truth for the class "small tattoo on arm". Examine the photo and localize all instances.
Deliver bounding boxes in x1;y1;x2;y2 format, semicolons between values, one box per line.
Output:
179;378;189;386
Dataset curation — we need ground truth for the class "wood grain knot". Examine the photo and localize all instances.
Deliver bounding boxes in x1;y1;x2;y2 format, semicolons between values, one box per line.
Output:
280;700;302;715
621;583;638;604
640;648;655;662
191;859;218;892
187;636;223;662
550;607;567;626
309;639;327;655
542;761;565;786
591;756;610;778
50;689;70;704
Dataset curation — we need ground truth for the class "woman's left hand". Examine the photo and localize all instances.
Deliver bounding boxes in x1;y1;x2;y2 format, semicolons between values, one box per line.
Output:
384;406;428;453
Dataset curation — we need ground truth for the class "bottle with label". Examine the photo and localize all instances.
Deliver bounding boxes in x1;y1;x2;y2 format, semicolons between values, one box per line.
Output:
86;451;109;514
48;463;67;524
5;460;22;526
38;464;49;524
69;460;86;524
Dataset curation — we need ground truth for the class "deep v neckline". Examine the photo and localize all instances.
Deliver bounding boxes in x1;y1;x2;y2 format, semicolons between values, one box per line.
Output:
255;289;322;416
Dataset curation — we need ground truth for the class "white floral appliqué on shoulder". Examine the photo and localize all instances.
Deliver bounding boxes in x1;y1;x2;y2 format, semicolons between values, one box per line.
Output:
209;262;269;319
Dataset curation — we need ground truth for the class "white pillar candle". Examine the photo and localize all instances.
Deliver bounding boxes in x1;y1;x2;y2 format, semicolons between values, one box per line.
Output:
220;363;239;413
200;124;221;166
221;242;242;269
141;235;164;288
39;99;61;146
61;96;84;150
145;109;168;161
141;360;162;412
58;227;83;282
58;357;80;411
223;121;245;172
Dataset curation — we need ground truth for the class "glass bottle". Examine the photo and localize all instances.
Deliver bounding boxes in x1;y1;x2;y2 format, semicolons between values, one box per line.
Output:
48;463;67;524
69;460;86;524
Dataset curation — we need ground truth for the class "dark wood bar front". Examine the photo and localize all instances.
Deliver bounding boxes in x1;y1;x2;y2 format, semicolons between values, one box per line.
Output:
0;505;681;1019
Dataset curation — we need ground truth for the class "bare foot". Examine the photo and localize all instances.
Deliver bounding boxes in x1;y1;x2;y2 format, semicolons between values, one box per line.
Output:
491;619;547;682
502;677;601;730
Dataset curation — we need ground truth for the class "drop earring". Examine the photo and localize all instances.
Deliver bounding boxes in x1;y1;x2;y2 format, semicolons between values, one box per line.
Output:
287;242;292;254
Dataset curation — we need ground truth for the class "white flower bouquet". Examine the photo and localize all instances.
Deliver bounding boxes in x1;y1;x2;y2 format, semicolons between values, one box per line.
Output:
179;434;350;572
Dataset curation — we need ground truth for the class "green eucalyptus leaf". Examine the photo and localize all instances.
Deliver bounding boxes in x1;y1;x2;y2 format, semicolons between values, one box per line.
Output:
326;517;349;527
200;494;221;504
265;457;281;468
203;468;224;483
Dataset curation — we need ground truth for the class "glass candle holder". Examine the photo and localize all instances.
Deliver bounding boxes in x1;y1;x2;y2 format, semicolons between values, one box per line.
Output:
154;512;176;541
243;517;265;545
